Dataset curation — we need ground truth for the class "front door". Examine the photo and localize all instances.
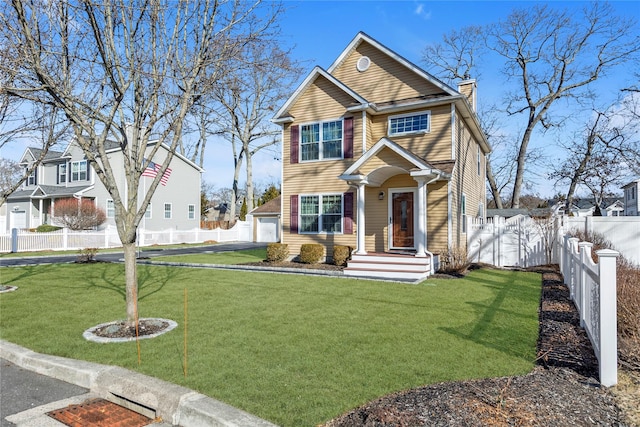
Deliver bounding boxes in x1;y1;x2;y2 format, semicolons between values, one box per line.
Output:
391;191;414;249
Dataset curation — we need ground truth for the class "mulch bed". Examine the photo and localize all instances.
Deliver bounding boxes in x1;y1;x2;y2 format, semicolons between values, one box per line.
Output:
324;265;634;427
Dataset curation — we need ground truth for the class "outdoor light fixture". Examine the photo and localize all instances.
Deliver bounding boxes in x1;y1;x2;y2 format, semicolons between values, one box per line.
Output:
378;191;385;200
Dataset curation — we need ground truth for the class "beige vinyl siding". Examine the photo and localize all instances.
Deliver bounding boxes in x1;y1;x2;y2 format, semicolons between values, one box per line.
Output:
426;180;449;253
332;42;445;103
368;106;452;161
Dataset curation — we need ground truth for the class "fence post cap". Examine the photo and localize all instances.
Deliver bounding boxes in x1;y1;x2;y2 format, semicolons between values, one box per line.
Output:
595;248;619;257
578;241;593;248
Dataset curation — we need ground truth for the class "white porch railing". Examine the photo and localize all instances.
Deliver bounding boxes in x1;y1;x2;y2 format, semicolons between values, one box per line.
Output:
560;234;619;387
0;221;252;253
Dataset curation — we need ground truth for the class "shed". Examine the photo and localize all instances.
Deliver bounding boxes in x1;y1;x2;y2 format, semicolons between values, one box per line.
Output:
249;196;281;242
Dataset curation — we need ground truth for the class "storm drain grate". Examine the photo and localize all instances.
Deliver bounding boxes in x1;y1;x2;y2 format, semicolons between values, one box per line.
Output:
47;398;153;427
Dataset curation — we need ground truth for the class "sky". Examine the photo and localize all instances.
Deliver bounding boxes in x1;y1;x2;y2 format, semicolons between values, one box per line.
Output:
3;0;639;198
202;0;640;197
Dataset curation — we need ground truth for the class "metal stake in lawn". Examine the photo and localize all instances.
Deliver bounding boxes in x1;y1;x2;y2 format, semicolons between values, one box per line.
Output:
184;287;188;377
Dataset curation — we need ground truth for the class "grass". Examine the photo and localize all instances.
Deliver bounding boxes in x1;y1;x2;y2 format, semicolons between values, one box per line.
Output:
0;262;541;426
0;242;218;258
151;248;267;264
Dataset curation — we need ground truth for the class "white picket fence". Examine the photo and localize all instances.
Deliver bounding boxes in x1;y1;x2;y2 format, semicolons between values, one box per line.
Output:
0;221;252;253
560;235;619;387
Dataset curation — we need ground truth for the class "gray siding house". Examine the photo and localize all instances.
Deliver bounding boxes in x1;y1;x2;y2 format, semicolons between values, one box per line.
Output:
6;140;203;232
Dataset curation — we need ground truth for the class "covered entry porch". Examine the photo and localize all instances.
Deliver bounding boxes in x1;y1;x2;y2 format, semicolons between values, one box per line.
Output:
339;138;451;280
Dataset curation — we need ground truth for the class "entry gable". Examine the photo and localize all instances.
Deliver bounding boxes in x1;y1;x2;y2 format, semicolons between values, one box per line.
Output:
339;138;450;186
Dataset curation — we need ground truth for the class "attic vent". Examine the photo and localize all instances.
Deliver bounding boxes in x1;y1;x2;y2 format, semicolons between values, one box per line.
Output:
356;56;371;72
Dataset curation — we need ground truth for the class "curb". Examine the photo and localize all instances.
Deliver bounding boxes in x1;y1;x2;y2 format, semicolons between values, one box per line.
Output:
0;340;278;427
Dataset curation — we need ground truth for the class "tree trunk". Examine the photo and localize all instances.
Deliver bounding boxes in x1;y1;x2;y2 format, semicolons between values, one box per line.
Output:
486;158;503;209
123;241;138;325
511;120;535;209
246;151;254;210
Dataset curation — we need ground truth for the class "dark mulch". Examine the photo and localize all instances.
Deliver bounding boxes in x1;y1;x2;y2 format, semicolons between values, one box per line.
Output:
324;265;632;427
92;319;169;339
241;260;345;271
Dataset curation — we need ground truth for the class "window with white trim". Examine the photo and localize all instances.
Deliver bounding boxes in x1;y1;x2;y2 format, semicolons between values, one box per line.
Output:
58;163;67;183
477;146;481;175
26;168;36;186
71;160;88;182
188;204;195;219
164;203;172;219
106;200;115;218
300;119;343;161
145;203;152;219
300;194;343;233
388;111;430;136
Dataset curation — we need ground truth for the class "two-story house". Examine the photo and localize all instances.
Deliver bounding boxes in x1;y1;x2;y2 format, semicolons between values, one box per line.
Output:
272;32;490;280
6;140;203;232
622;179;640;216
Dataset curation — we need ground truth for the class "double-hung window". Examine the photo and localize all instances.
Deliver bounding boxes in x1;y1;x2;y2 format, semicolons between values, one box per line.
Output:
58;163;67;184
106;200;115;218
164;203;172;219
188;204;195;220
300;119;343;161
388;111;430;136
26;168;36;186
300;194;343;233
71;160;88;182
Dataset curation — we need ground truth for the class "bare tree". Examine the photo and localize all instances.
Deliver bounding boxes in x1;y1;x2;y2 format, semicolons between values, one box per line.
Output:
552;99;640;211
2;0;278;325
211;39;302;220
424;2;640;208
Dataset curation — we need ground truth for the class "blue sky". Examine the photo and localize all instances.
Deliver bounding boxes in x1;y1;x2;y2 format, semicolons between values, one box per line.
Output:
4;1;638;198
232;0;639;197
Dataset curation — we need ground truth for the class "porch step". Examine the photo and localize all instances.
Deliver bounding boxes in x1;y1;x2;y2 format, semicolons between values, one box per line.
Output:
344;253;433;281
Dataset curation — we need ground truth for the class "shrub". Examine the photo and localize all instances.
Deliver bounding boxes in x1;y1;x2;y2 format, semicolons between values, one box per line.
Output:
266;243;289;262
438;245;469;274
77;247;98;263
333;245;352;266
36;224;62;232
52;198;106;230
299;244;324;264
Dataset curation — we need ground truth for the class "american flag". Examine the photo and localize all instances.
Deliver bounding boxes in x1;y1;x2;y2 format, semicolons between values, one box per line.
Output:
142;158;172;186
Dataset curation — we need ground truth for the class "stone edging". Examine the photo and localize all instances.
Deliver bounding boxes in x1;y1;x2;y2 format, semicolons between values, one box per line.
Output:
83;318;178;343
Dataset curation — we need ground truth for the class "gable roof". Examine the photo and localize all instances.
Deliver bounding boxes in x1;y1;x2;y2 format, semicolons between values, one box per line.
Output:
328;32;457;97
272;67;368;123
340;137;451;186
250;196;281;215
20;148;64;164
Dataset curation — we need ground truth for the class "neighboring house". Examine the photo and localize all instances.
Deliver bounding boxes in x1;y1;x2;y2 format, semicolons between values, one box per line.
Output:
249;195;281;243
6;140;202;232
604;199;625;217
622;179;640;216
561;197;625;217
272;32;490;279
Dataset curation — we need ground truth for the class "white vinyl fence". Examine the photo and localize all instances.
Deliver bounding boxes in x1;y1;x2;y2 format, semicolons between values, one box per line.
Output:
560;235;619;387
0;221;252;253
561;216;640;266
466;215;553;267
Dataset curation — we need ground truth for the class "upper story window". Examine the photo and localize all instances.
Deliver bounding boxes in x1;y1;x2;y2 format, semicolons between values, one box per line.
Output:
58;163;67;184
300;119;343;161
71;160;88;182
188;204;195;220
26;168;36;186
388;111;430;136
164;203;172;219
106;200;115;218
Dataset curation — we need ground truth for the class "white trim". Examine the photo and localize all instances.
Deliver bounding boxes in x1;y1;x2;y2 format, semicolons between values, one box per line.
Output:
451;104;456;160
447;181;452;248
361;110;367;155
164;202;172;219
298;193;345;235
272;66;368;122
327;32;456;96
188;204;196;220
387;110;431;137
388;187;418;251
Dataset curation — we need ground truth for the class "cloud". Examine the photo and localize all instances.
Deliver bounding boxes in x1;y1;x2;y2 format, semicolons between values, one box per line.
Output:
414;3;432;20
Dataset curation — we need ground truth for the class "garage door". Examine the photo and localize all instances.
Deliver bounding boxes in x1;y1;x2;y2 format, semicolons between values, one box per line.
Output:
257;217;279;242
10;211;27;230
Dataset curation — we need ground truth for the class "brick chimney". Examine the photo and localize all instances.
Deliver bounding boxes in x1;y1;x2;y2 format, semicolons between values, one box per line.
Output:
457;78;477;112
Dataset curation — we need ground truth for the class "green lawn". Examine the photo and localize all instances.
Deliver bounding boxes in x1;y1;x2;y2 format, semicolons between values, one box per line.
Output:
152;248;267;264
0;263;541;426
